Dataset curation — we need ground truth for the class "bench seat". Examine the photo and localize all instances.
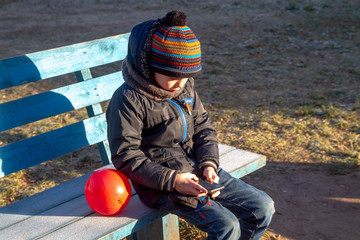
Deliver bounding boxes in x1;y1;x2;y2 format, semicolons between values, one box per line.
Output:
0;144;265;240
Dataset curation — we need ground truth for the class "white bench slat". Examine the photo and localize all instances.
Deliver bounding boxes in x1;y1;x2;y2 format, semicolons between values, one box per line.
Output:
218;144;236;155
0;195;90;240
0;173;90;229
40;195;166;240
220;149;266;179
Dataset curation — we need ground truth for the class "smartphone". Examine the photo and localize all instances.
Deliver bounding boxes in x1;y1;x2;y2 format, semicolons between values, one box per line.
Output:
198;179;224;195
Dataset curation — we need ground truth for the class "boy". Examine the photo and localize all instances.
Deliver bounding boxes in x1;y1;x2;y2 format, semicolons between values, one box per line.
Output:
106;10;274;240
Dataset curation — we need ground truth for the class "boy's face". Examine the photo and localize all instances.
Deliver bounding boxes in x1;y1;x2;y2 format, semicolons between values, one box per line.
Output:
154;72;188;92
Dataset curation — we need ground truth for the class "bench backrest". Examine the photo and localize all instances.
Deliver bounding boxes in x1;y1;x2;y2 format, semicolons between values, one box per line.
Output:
0;33;130;177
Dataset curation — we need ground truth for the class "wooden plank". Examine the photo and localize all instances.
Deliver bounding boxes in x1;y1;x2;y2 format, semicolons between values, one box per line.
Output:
135;214;180;240
0;114;107;177
0;195;92;240
38;195;168;240
219;149;266;178
0;164;136;232
96;139;112;166
0;71;123;132
75;69;112;165
0;170;93;230
161;214;180;240
218;144;236;156
1;194;154;240
0;33;129;90
75;69;103;116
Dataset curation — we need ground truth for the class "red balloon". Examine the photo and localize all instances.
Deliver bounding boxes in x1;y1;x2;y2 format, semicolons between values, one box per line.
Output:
85;169;132;216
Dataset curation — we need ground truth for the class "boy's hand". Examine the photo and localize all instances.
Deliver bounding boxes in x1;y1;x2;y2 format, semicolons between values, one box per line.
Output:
202;166;219;184
203;166;221;198
174;173;207;197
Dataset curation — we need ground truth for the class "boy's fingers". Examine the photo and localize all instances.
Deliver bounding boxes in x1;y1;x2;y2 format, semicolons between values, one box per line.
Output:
206;174;219;184
197;192;208;197
187;185;207;197
213;175;220;184
206;176;213;183
211;191;221;198
191;181;207;194
191;175;199;183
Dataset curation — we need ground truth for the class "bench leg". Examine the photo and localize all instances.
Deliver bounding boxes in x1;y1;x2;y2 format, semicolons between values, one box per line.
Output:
132;214;180;240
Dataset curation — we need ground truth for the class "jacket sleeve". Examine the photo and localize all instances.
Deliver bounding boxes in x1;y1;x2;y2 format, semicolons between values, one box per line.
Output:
191;90;220;171
106;87;177;192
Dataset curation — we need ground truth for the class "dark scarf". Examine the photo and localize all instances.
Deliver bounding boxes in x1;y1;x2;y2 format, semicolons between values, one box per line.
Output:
122;57;185;101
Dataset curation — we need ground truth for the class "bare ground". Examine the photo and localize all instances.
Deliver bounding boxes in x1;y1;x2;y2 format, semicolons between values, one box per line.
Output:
0;0;359;240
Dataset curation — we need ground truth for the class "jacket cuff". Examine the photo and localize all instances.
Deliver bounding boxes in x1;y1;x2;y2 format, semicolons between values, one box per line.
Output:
198;160;218;174
163;169;178;192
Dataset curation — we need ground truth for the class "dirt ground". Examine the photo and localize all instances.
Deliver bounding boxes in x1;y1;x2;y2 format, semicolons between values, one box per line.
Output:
242;163;360;240
0;0;359;240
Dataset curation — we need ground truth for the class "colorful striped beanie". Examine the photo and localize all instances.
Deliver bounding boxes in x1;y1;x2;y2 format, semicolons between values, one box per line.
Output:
151;10;201;78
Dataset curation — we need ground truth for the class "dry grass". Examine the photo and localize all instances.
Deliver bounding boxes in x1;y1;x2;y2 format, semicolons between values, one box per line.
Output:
208;104;359;175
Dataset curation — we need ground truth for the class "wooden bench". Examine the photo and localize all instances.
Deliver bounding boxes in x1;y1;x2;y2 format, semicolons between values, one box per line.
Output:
0;33;266;240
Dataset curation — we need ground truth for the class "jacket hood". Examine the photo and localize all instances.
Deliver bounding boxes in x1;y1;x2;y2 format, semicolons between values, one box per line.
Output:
122;57;190;101
124;17;192;101
127;19;161;81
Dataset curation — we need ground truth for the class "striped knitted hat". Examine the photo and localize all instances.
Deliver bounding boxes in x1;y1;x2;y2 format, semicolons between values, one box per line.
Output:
151;11;201;78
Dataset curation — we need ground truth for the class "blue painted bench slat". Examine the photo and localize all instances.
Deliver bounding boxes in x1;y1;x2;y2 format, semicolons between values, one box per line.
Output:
0;34;130;89
0;33;266;240
0;71;123;132
0;114;107;177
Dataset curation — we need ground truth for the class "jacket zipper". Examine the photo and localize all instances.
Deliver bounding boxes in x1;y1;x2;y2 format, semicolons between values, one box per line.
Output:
168;99;187;143
181;100;192;116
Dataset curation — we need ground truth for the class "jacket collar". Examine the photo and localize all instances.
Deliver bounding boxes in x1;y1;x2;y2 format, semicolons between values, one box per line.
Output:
122;58;185;101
